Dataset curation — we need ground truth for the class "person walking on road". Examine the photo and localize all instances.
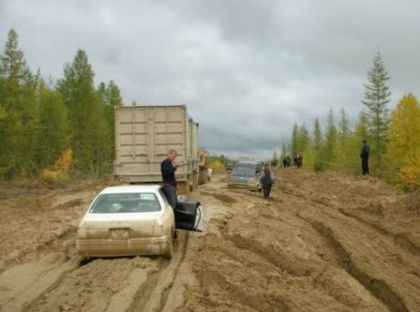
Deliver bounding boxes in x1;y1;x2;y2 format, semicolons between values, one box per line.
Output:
260;164;275;200
282;157;288;168
360;140;370;175
161;149;182;208
286;156;292;167
294;153;303;168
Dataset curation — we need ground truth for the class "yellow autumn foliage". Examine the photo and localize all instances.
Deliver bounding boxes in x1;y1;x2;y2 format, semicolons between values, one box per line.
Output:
41;149;73;185
209;160;225;172
387;94;420;190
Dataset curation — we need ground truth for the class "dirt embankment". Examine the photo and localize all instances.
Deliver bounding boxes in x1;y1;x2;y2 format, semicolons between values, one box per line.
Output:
0;170;419;312
181;170;420;312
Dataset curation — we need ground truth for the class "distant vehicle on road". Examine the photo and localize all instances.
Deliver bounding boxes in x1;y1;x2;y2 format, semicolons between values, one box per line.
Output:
76;185;202;259
225;161;235;172
228;161;260;191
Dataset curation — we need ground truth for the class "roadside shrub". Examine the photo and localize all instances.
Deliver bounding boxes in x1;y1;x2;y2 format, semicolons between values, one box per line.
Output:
40;149;72;187
209;160;225;172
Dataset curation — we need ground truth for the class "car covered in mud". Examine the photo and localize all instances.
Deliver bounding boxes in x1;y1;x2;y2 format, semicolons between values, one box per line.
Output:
76;185;202;259
228;161;260;191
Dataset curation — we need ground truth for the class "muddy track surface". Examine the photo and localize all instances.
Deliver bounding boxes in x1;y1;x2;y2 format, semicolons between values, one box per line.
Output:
0;170;419;312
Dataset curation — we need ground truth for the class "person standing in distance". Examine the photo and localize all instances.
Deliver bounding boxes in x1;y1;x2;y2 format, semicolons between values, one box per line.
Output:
360;139;370;175
161;149;182;208
260;164;275;200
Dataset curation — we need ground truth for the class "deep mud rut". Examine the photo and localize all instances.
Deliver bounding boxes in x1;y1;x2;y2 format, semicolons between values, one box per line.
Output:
0;170;419;312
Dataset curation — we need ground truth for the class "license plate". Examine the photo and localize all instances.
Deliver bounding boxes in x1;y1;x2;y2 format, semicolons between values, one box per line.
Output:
110;228;130;239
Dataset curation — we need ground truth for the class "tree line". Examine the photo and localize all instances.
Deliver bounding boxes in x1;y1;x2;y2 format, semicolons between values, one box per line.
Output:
283;52;420;190
0;29;122;181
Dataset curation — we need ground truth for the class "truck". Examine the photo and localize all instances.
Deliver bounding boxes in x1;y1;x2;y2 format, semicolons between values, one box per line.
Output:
114;105;199;193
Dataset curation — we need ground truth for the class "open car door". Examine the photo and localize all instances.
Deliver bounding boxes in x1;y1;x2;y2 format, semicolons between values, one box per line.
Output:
174;200;202;232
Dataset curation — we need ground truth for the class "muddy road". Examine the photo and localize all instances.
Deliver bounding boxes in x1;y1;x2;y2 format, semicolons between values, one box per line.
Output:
0;170;419;312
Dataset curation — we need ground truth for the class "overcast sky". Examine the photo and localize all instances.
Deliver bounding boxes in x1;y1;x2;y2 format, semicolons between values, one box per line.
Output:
1;0;419;158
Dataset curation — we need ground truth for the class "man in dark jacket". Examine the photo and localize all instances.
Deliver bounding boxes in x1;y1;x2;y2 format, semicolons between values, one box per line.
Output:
260;164;275;200
360;140;370;175
282;157;288;168
161;149;181;208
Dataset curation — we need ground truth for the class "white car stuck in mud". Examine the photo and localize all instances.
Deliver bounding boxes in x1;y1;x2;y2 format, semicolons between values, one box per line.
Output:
76;185;202;259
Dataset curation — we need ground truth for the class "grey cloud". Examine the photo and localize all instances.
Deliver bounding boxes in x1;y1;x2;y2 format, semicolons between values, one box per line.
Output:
1;0;419;159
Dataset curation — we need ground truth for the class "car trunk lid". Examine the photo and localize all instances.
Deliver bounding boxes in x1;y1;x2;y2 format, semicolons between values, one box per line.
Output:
81;213;159;239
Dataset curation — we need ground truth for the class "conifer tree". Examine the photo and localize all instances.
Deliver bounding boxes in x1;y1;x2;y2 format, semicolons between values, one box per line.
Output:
291;123;299;155
338;109;350;142
35;79;69;168
58;49;110;173
334;109;353;172
281;143;288;160
312;117;323;171
322;109;337;169
313;117;322;151
362;51;391;173
0;29;37;178
98;80;122;160
298;124;310;153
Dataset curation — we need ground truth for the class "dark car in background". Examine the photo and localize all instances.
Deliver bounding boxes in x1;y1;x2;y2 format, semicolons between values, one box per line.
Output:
228;161;260;191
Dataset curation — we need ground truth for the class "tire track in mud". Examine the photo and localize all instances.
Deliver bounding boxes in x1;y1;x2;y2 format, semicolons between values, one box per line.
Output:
199;268;290;312
1;255;80;312
185;190;292;312
297;215;410;312
20;230;190;312
0;196;88;275
225;233;311;277
204;189;308;278
337;208;420;258
126;231;190;312
288;184;420;260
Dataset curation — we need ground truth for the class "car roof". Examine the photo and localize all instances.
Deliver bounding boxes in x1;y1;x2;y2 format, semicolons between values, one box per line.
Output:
100;185;162;194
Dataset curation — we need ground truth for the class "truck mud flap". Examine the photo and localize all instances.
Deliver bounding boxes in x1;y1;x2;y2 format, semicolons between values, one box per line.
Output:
175;201;202;232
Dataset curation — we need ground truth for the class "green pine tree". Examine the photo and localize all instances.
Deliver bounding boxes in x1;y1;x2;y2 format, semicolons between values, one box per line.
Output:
57;49;110;174
97;80;122;160
334;109;353;172
362;51;391;174
291;123;299;155
313;117;323;171
0;29;37;178
281;143;288;160
35;79;69;168
322;109;337;170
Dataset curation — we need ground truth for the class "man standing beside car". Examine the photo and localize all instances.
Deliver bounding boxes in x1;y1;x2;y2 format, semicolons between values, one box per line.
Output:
161;149;181;208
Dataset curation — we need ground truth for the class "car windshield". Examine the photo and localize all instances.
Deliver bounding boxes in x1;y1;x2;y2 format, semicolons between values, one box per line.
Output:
231;164;256;177
89;193;161;213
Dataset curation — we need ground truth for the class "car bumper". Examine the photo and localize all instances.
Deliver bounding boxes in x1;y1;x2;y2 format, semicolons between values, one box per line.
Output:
76;235;170;257
228;182;260;191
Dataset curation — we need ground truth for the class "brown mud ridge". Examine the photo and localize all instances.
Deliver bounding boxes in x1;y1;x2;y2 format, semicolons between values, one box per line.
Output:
0;170;419;312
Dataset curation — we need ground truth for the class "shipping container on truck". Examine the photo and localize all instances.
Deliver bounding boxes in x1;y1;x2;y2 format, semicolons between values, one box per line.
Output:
114;105;199;192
